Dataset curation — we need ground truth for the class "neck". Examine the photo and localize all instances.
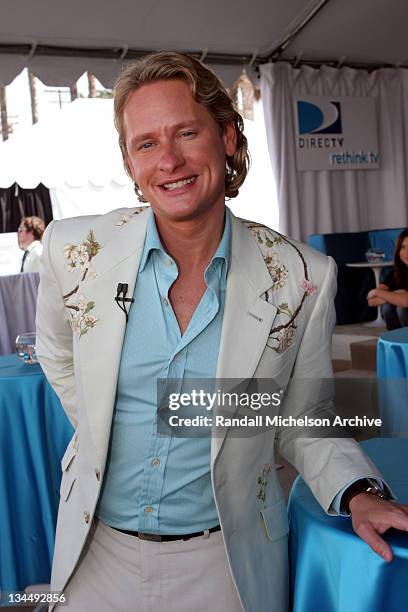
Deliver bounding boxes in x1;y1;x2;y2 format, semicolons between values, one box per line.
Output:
154;204;226;271
24;240;36;251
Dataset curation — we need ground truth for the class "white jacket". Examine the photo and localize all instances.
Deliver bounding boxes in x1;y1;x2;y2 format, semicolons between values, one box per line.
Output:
35;206;383;612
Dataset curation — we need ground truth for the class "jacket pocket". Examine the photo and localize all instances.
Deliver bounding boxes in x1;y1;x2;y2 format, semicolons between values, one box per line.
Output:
61;434;78;471
59;472;77;502
260;498;289;542
60;433;78;501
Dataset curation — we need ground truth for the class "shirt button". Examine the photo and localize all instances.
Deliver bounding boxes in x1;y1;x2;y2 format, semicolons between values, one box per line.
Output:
165;259;173;266
95;468;101;481
162;297;169;306
151;458;160;467
83;511;90;523
173;353;180;361
145;506;153;514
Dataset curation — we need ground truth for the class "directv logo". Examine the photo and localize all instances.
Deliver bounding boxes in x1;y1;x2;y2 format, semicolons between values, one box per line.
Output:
297;100;344;149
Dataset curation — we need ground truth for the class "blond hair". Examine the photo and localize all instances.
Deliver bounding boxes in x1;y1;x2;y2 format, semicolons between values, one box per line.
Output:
114;51;249;201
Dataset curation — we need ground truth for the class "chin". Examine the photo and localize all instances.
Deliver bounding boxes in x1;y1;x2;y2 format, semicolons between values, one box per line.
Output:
152;200;211;222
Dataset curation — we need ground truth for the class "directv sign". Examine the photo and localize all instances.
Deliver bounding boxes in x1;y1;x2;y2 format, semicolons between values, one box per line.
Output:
294;96;379;171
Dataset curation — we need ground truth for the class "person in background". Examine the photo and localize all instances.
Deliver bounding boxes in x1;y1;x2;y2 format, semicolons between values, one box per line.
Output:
367;228;408;329
18;215;45;272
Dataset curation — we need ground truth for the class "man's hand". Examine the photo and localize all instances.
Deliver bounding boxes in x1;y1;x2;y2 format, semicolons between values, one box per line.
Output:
349;493;408;562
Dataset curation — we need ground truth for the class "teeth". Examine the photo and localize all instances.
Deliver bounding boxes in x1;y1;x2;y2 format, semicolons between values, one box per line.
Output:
163;177;195;191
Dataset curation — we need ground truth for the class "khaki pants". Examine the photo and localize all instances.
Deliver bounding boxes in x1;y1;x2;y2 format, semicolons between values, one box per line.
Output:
57;519;243;612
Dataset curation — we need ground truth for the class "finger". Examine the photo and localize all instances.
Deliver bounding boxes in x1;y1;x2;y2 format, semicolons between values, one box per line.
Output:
356;522;393;562
382;507;408;532
397;504;408;517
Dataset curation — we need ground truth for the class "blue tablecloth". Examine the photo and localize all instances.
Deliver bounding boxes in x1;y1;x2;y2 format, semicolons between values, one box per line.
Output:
289;438;408;612
0;354;73;594
377;328;408;436
378;327;408;378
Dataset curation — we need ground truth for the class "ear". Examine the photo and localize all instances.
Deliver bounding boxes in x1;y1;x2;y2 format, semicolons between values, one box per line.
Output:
223;121;237;157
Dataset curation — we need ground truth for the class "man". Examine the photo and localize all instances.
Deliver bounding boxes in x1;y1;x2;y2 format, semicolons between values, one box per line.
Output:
36;52;408;612
18;215;45;272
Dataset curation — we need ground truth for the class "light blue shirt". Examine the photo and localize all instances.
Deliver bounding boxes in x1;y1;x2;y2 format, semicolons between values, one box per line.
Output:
96;209;231;534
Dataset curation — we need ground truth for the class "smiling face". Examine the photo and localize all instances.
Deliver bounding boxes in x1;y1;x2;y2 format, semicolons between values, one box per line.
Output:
123;79;236;223
399;236;408;266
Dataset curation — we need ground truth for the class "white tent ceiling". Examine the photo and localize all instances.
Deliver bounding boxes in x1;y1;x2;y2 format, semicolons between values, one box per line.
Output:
279;0;408;67
0;0;407;88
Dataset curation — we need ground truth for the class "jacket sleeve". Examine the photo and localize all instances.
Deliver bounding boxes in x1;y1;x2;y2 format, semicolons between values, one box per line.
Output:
35;221;78;428
276;256;386;513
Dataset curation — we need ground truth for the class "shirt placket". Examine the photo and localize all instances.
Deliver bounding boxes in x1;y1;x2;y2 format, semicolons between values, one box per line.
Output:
137;251;186;532
137;252;223;533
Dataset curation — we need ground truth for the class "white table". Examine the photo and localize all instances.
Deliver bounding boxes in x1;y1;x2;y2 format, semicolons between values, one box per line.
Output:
346;261;393;326
0;272;39;355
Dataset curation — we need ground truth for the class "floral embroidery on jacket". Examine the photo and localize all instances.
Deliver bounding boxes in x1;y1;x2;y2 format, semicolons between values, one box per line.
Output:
244;222;319;354
273;325;297;353
264;253;288;291
300;279;318;296
62;229;101;337
133;206;148;215
63;230;101;280
257;464;270;503
115;214;130;227
64;293;99;338
116;206;148;227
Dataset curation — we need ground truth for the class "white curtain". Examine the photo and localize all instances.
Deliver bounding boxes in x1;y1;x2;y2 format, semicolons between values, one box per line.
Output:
228;103;279;230
260;62;408;242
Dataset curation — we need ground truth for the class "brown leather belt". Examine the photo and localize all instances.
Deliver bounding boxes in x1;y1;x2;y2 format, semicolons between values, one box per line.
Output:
111;524;221;542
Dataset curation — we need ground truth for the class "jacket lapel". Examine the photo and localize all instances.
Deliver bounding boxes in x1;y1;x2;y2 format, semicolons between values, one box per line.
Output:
211;212;278;464
76;208;149;467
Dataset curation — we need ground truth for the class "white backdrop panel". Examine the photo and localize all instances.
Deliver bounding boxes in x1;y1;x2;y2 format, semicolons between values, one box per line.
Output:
261;62;408;241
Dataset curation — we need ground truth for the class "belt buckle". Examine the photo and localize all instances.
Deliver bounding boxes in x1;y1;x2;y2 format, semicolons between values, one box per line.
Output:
137;531;162;542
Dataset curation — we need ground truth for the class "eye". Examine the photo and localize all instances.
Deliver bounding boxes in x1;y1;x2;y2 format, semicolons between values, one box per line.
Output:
139;142;154;151
181;130;196;138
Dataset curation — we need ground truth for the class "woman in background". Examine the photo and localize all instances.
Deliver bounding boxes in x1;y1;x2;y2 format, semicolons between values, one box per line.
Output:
367;228;408;330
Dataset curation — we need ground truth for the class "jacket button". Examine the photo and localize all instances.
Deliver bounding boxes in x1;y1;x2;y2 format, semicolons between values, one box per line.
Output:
95;468;101;481
84;511;90;524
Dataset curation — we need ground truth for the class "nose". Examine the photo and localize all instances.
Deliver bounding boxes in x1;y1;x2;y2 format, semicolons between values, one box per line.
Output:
158;141;185;174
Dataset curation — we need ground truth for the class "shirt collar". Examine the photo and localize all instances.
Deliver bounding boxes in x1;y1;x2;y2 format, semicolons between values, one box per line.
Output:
26;240;40;253
139;207;231;273
210;207;231;267
139;210;166;272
